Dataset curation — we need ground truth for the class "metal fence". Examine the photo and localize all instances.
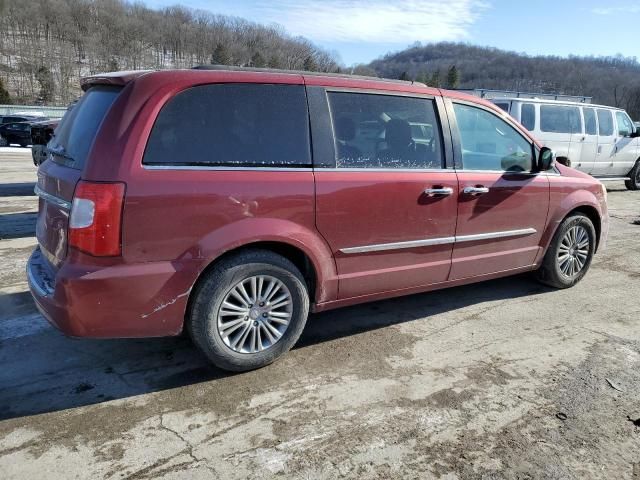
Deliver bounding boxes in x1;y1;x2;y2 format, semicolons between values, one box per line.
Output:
0;104;67;118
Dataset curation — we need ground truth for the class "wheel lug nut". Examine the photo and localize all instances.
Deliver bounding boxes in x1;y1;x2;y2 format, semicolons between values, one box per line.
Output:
262;313;268;317
259;302;265;307
253;321;259;326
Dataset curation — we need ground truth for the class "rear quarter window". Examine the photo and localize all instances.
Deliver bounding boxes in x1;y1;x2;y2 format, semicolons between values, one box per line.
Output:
143;84;311;167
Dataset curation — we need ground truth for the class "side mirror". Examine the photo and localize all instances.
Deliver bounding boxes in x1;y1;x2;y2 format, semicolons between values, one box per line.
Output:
538;147;555;171
630;130;640;138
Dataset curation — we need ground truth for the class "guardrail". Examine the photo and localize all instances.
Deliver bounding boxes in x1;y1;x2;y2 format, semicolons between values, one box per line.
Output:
0;105;67;118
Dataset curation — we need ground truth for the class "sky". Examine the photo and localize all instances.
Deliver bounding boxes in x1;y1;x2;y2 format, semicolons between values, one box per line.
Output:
145;0;640;65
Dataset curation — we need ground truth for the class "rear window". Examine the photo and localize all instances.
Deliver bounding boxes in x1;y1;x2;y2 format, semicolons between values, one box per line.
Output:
540;105;581;134
143;84;311;167
49;86;121;169
494;102;510;113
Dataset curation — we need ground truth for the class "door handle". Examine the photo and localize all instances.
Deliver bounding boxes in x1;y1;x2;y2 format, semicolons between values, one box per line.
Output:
424;187;453;196
463;186;490;196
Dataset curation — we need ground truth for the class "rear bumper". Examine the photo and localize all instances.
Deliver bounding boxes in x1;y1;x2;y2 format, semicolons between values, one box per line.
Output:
27;247;194;338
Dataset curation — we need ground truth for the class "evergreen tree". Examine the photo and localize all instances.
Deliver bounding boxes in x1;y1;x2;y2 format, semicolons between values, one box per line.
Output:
398;71;410;81
428;70;441;87
35;66;55;104
0;78;11;104
446;65;460;89
303;55;318;72
250;51;266;68
211;43;231;65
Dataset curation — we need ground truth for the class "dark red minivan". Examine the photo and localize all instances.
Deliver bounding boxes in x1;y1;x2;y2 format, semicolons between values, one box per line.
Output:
28;68;609;371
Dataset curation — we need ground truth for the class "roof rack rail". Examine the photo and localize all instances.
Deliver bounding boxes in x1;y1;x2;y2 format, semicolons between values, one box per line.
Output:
191;64;427;87
458;88;592;104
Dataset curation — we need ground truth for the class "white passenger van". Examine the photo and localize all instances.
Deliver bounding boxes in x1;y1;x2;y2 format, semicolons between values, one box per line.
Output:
493;98;640;190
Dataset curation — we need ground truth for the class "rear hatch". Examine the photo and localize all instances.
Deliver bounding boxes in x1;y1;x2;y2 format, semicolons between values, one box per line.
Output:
35;85;122;269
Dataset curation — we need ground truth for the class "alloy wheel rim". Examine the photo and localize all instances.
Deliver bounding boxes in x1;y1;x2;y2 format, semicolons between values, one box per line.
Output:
557;225;590;277
217;275;293;354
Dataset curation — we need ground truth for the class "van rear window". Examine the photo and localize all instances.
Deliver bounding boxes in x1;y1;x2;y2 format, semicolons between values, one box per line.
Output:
143;84;311;167
48;86;121;170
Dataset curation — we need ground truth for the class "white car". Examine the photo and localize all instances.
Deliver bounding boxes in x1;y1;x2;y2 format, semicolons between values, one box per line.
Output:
493;98;640;190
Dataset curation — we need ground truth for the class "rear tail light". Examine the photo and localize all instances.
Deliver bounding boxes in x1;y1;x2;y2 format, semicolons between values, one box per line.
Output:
69;181;125;256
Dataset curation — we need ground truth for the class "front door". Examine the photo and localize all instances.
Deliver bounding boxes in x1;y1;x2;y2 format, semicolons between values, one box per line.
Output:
447;101;550;280
613;110;639;176
311;88;459;299
592;109;616;176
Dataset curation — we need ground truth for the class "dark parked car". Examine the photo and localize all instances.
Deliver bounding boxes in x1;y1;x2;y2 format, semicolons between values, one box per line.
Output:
0;114;43;125
28;68;609;372
31;119;60;165
0;121;33;147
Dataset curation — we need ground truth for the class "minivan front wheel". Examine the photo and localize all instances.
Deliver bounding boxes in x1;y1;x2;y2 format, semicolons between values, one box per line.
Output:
624;160;640;190
536;214;596;289
189;250;310;372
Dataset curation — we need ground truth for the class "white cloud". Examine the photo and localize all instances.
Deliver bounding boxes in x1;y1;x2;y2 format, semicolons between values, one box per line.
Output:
592;5;640;15
250;0;491;44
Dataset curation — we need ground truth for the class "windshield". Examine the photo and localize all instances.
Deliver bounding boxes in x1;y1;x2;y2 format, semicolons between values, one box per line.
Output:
49;86;122;169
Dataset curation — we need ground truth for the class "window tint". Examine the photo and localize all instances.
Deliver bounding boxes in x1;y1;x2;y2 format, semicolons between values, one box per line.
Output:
454;103;533;172
327;92;443;169
583;108;597;135
597;109;614;136
540;105;582;134
49;86;121;169
521;103;535;131
144;84;310;167
615;111;633;137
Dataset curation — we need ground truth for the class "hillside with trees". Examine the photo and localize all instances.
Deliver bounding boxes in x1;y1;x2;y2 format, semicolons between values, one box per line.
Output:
0;0;339;105
368;42;640;118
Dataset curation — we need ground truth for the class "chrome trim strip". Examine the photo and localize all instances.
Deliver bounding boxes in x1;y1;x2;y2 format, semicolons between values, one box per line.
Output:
595;177;630;182
34;185;71;210
455;228;537;243
340;228;537;254
340;236;455;254
319;168;451;173
142;165;314;172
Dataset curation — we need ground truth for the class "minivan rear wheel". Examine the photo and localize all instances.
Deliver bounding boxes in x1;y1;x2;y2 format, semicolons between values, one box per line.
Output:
624;160;640;190
188;249;310;372
536;214;596;289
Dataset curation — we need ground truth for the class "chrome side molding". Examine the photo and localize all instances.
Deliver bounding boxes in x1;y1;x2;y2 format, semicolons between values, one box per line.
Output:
34;185;71;211
340;236;456;254
340;228;537;254
455;228;537;243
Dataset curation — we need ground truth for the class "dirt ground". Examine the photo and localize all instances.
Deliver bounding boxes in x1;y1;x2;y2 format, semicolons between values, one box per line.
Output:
1;149;639;479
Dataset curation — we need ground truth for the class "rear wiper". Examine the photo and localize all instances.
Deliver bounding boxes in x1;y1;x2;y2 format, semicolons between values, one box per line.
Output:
46;146;75;163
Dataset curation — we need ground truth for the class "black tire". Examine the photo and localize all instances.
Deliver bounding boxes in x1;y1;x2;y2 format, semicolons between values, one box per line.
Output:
0;136;7;147
188;249;309;372
20;142;28;148
536;214;596;289
625;160;640;190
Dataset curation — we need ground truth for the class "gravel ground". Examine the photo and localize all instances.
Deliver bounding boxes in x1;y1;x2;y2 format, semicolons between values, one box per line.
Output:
0;149;639;479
